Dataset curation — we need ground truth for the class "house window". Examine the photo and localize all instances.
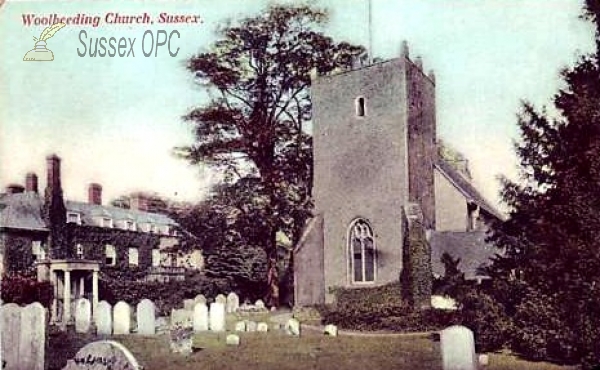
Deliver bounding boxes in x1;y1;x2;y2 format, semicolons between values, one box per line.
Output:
124;220;136;231
355;96;366;117
163;225;170;235
105;244;116;266
67;212;81;225
31;241;45;261
76;243;84;259
128;248;139;266
102;217;113;228
152;249;160;267
348;219;376;283
149;224;157;233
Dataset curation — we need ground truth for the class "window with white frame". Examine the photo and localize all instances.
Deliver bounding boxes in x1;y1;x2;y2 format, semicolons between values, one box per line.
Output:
348;219;376;283
31;240;44;261
105;244;116;266
128;248;139;266
67;212;81;225
102;217;113;228
151;249;161;267
76;243;84;258
123;219;136;231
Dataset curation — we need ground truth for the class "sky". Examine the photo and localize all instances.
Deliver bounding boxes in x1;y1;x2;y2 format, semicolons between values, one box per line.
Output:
0;0;596;207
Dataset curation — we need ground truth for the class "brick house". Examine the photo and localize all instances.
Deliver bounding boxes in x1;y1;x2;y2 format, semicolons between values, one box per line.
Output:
0;154;203;324
294;42;503;306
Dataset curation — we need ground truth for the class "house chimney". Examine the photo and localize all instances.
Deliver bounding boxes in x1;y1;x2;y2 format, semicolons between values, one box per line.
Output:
130;193;149;211
46;154;62;193
88;183;102;205
6;184;24;194
25;172;38;193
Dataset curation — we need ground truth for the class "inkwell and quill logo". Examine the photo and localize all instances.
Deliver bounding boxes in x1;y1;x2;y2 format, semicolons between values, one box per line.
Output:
23;22;66;61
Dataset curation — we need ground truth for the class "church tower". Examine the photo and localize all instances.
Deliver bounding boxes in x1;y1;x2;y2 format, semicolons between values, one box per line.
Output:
294;42;436;305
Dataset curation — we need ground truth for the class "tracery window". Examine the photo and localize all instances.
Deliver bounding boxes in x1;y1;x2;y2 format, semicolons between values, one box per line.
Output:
348;219;376;283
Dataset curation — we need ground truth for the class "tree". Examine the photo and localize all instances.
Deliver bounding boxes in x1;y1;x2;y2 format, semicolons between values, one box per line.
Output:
487;1;600;366
177;4;363;306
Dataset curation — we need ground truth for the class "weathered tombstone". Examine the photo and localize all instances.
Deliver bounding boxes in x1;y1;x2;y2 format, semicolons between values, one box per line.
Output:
215;294;227;305
478;354;489;368
285;318;300;336
440;325;478;370
193;294;206;305
113;301;131;335
324;324;338;337
226;334;240;346
16;303;46;370
209;302;225;332
226;293;239;313
192;303;209;332
246;320;257;332
136;299;156;335
171;309;193;328
255;299;266;310
62;340;140;370
2;304;21;370
234;321;246;332
257;322;269;332
183;299;195;311
96;301;112;335
75;298;92;333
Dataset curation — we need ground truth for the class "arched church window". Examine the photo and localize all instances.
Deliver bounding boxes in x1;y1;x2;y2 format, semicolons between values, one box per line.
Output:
348;219;376;283
355;97;366;117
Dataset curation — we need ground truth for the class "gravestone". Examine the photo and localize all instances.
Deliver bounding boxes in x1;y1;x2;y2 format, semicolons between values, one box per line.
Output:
1;303;46;370
286;318;300;336
226;334;240;346
440;325;478;370
113;302;131;335
257;322;269;332
169;327;193;355
215;294;227;305
209;302;225;332
324;324;338;337
136;299;155;335
255;299;265;310
62;340;141;370
96;301;112;335
234;321;246;332
193;303;209;332
75;298;92;333
193;294;206;305
226;293;239;313
171;309;193;329
246;321;257;332
183;299;195;311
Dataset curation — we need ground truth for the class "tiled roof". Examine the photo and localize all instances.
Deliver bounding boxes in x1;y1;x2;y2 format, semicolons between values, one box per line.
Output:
430;230;500;279
0;192;47;231
434;158;505;220
0;192;176;231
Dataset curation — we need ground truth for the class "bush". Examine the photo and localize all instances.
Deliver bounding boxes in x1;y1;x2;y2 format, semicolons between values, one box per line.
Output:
1;272;54;307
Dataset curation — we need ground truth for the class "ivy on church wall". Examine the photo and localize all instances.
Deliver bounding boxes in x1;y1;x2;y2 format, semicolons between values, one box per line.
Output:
401;220;433;309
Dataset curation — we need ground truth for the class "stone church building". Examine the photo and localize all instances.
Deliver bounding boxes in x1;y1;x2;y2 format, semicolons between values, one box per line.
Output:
294;43;503;306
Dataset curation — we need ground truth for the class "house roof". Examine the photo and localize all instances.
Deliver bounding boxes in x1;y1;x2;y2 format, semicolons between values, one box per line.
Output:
434;158;505;220
0;192;47;231
430;230;500;279
0;192;177;231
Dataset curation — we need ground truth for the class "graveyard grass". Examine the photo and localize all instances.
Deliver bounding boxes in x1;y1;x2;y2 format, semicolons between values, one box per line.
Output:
113;331;572;370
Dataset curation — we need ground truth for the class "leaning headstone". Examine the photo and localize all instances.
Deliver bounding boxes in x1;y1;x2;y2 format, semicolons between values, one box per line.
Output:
193;303;209;332
171;309;193;329
1;304;21;370
226;292;240;313
96;301;112;335
193;294;206;305
324;324;338;337
215;294;227;305
285;318;300;336
136;299;156;335
17;303;46;370
226;334;240;346
440;325;478;370
75;298;92;333
113;301;131;335
62;340;140;370
209;302;225;332
183;299;195;311
257;322;269;332
234;321;246;332
255;299;266;310
246;320;257;332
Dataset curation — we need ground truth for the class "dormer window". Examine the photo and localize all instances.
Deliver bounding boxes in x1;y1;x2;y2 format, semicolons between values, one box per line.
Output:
67;212;81;225
102;217;113;228
123;220;136;231
355;96;366;117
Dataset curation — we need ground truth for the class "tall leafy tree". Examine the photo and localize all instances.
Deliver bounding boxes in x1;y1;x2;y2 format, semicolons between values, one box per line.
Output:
487;1;600;366
177;4;363;306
